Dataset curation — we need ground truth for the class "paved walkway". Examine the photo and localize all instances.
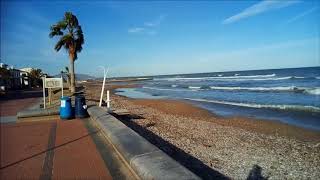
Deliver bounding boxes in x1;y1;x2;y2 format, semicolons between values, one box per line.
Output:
0;118;112;179
0;97;40;117
0;90;41;123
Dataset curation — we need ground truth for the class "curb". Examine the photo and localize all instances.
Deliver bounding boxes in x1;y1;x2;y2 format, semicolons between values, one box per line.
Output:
88;106;200;180
17;108;59;118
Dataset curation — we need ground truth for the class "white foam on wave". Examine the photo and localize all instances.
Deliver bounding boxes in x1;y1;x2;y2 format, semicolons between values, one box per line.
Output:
235;76;291;81
143;86;189;92
154;74;296;82
209;86;320;95
209;86;296;91
144;85;320;95
305;88;320;95
184;98;320;113
213;73;276;79
188;86;201;89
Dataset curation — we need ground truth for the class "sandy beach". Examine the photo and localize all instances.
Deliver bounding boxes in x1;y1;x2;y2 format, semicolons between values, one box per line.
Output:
84;82;320;179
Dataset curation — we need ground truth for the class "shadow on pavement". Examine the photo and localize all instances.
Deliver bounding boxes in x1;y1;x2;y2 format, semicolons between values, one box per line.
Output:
0;122;99;170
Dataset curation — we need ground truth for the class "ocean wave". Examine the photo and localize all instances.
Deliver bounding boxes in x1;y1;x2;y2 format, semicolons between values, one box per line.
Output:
155;74;275;80
188;86;201;89
213;73;276;79
184;98;320;113
143;86;193;92
208;86;320;95
305;88;320;95
154;74;305;82
145;85;320;95
245;77;292;81
209;86;294;91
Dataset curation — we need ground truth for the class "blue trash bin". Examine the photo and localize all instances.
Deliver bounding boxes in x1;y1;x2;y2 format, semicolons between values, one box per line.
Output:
60;96;73;119
75;95;88;118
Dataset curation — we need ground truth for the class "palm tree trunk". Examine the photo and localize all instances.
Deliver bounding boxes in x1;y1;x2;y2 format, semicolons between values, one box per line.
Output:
69;59;76;93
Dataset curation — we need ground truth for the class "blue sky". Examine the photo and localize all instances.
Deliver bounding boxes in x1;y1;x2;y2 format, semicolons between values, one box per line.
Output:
1;0;319;77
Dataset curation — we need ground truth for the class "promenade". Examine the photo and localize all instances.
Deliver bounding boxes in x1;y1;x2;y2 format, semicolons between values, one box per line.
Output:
0;90;41;123
1;118;112;179
0;90;131;179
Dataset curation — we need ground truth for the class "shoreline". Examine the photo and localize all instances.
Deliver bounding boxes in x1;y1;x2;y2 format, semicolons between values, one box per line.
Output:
129;98;320;143
111;86;320;142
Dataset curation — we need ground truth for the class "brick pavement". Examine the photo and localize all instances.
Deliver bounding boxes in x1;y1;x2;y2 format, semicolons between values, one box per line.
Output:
53;119;112;179
0;118;112;180
0;97;40;117
0;121;54;179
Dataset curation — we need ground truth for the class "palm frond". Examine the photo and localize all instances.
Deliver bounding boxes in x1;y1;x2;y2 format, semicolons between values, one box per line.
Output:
49;25;63;38
50;11;84;60
56;20;68;30
54;34;73;52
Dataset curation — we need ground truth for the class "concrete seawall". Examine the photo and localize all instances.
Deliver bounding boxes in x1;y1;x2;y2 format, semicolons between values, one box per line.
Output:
88;106;200;180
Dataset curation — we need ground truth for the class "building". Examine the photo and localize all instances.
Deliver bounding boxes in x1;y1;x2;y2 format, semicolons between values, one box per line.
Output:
0;63;31;90
0;63;8;68
20;71;31;88
20;67;33;73
19;67;34;88
10;67;22;89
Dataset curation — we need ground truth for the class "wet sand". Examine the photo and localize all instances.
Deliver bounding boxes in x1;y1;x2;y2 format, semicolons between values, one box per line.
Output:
132;99;320;142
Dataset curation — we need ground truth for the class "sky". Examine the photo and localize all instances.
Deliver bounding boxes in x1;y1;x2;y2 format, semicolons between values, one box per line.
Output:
1;0;319;77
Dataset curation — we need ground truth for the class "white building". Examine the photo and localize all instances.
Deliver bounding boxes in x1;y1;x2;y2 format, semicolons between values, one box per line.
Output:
0;63;31;89
20;67;33;73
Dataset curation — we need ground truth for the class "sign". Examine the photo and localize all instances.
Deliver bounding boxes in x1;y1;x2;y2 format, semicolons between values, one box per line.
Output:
45;78;63;88
42;77;64;109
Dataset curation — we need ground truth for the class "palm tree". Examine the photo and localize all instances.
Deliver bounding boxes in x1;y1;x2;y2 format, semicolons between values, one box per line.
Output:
29;68;43;87
49;12;84;93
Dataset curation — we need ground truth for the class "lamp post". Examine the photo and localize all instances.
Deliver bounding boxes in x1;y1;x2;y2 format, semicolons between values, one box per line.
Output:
42;75;46;109
99;66;108;107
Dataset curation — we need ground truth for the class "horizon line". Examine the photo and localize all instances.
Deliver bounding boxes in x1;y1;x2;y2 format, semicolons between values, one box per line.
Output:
101;65;320;79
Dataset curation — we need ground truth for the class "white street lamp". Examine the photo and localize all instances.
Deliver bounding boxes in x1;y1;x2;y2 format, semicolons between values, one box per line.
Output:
99;66;108;107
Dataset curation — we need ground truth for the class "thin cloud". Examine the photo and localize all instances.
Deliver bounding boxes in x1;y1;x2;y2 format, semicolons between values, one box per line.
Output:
147;30;157;35
199;37;318;64
144;15;166;27
286;7;318;24
223;0;300;24
128;27;145;33
128;14;166;35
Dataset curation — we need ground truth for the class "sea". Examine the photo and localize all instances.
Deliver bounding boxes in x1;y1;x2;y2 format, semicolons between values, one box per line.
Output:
115;67;320;131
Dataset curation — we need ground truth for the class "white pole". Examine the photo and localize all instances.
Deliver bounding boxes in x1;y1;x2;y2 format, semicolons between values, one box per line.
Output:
61;76;63;97
99;66;108;107
42;76;46;109
107;90;110;108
